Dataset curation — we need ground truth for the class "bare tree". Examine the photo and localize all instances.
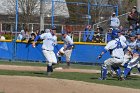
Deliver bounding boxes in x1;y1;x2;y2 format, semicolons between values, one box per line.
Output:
7;0;40;31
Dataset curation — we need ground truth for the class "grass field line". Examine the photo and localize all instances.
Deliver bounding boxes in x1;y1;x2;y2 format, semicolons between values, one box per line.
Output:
0;64;100;73
0;64;140;77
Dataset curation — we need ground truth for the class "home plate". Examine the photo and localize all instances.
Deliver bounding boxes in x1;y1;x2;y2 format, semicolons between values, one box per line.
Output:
54;67;63;70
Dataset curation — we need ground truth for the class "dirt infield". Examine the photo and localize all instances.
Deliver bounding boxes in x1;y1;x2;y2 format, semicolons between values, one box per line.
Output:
0;65;140;93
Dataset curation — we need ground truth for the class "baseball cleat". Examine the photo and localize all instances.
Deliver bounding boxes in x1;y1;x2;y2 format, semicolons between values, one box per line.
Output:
98;77;106;80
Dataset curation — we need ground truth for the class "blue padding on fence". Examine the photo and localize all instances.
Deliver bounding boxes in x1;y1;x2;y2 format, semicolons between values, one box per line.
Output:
69;44;110;63
16;43;46;61
0;41;13;60
0;41;110;63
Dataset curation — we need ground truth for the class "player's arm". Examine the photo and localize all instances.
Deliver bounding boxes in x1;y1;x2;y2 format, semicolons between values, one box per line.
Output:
97;41;112;59
32;33;46;47
122;42;132;54
66;36;74;50
32;35;40;47
54;37;60;51
97;48;108;59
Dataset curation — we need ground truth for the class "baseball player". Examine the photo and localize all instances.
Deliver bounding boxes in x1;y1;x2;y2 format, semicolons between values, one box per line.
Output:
57;31;74;68
121;32;140;80
97;35;131;80
108;30;127;76
121;33;137;67
32;29;57;76
121;43;140;80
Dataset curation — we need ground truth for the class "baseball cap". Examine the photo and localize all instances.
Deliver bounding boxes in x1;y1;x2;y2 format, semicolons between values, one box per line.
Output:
113;12;116;15
133;6;137;9
45;29;50;33
117;30;121;33
129;33;136;37
52;26;56;30
109;28;113;30
21;30;24;33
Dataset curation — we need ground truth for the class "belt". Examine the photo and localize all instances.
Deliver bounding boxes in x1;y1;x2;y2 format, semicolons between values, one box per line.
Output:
42;49;52;51
113;57;121;59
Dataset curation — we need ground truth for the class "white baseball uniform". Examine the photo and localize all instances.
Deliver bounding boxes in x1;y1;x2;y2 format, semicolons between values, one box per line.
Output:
57;34;74;62
104;38;127;66
121;39;137;66
119;35;127;43
40;32;57;64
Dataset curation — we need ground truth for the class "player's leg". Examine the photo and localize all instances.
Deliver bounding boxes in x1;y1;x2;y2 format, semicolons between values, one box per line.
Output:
99;58;113;80
137;63;140;73
111;64;122;80
101;58;123;80
50;51;58;71
99;64;107;80
42;50;55;76
65;49;72;68
113;58;125;78
122;56;139;79
121;53;132;67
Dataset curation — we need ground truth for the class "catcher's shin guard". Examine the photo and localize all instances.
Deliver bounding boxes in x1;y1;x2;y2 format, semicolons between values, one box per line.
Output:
123;67;131;78
116;67;121;77
99;65;107;80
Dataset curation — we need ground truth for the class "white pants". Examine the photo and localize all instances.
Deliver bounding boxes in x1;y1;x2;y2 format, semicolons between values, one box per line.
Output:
127;56;140;68
121;52;132;66
104;57;124;66
57;47;72;62
42;50;57;64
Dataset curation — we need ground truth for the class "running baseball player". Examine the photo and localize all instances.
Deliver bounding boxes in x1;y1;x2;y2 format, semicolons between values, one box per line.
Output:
57;31;74;68
97;35;131;80
32;29;57;76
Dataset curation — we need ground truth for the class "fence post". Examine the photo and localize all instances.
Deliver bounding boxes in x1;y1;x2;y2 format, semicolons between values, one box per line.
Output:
105;33;107;43
79;31;81;42
51;0;54;27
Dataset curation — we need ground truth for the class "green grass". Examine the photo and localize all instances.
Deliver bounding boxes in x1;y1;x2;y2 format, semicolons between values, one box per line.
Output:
0;61;140;89
0;69;140;89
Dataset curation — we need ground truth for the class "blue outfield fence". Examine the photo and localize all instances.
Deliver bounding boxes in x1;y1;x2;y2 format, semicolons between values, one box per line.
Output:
0;41;13;60
0;41;110;63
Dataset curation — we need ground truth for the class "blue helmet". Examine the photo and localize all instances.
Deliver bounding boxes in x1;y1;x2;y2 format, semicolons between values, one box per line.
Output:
61;30;67;35
129;33;136;37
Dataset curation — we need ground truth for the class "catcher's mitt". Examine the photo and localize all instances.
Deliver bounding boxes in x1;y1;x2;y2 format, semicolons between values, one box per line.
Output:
58;51;65;56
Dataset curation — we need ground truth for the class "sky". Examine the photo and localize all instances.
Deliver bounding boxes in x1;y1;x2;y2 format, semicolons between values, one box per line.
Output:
0;0;69;17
